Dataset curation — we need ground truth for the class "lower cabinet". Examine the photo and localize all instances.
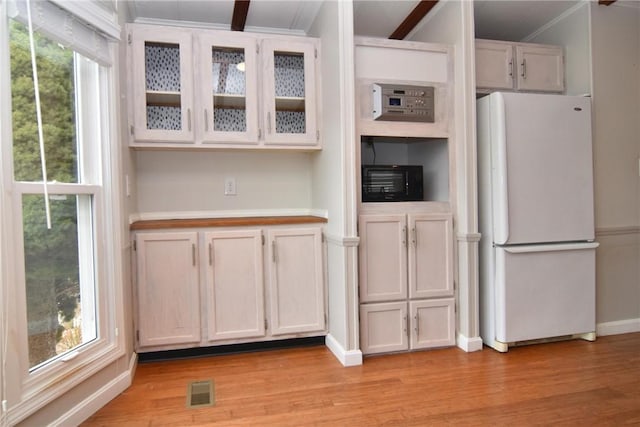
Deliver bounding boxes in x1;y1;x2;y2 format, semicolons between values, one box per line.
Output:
359;299;455;355
136;231;201;348
358;212;456;355
134;224;326;352
267;228;325;335
205;229;265;342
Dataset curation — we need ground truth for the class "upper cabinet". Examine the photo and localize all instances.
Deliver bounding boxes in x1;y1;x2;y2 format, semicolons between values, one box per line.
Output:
262;39;319;146
130;26;195;143
197;32;260;145
127;24;321;150
475;39;564;94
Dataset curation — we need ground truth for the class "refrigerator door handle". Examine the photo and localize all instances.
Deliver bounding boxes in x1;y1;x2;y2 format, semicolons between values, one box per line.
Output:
492;92;510;244
503;242;599;254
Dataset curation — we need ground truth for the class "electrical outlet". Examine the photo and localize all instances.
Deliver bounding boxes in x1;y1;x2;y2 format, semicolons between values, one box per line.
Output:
224;177;236;196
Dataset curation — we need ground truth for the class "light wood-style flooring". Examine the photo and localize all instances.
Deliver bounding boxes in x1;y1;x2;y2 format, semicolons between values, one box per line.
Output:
83;333;640;426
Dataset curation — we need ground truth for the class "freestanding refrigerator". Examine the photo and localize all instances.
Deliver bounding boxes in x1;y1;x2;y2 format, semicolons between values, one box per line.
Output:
477;92;598;352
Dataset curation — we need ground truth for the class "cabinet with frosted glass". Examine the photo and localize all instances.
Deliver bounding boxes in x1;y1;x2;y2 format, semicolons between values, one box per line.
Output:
129;25;195;144
261;39;319;147
127;24;321;149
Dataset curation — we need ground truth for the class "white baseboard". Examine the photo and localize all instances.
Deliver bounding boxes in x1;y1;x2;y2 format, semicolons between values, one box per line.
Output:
457;333;483;352
325;334;363;367
596;318;640;336
53;352;137;426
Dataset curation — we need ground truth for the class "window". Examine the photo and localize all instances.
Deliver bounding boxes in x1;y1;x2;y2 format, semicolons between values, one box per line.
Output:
1;1;122;423
10;20;101;370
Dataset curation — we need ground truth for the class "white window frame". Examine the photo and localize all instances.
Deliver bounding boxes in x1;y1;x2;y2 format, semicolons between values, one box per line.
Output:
0;2;125;424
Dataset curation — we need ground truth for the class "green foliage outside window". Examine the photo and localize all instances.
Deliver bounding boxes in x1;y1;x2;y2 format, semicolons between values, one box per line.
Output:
10;20;83;367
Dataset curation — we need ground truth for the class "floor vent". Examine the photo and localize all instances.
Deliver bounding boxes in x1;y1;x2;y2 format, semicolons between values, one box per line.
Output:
187;380;215;408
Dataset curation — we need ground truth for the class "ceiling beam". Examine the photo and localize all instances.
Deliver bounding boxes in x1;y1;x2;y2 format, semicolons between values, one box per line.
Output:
598;0;616;4
231;0;250;31
389;0;439;40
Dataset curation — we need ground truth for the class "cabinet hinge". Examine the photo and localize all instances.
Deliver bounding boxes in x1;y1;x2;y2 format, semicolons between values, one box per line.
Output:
256;43;260;54
324;313;327;328
321;232;325;243
264;318;268;331
314;48;317;58
261;234;265;245
127;33;132;45
130;125;134;136
258;128;262;139
316;130;320;141
136;330;139;342
133;240;137;251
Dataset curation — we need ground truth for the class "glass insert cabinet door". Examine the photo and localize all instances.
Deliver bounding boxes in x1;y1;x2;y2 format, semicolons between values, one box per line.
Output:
131;26;195;143
261;39;318;146
197;33;259;144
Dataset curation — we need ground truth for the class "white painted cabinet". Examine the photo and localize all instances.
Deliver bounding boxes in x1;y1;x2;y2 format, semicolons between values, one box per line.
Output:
476;39;564;93
135;232;201;348
358;213;455;354
197;32;260;145
358;214;408;303
359;299;455;355
261;39;319;147
204;229;265;341
410;299;455;350
360;302;408;354
134;223;326;352
128;24;321;149
130;25;195;144
267;227;325;335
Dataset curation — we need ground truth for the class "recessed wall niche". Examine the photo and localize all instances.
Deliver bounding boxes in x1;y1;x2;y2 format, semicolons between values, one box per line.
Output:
360;136;449;202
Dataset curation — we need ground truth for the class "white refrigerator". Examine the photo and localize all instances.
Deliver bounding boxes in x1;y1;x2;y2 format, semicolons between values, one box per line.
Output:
477;92;598;352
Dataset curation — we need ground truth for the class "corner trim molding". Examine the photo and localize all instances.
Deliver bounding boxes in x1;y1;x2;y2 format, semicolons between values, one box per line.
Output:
596;318;640;336
457;232;481;243
595;225;640;237
325;334;363;367
456;333;483;352
54;353;137;426
325;232;360;247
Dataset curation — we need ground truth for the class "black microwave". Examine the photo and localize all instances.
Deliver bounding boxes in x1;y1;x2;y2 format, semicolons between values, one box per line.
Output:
362;165;424;202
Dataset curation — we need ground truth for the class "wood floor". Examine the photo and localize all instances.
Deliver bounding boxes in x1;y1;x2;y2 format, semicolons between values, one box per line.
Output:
83;333;640;426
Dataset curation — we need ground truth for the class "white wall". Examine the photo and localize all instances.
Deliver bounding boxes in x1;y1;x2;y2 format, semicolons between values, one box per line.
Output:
590;2;640;330
525;2;591;96
134;150;314;216
309;0;361;363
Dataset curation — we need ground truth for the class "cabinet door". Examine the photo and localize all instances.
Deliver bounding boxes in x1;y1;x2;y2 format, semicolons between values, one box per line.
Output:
358;215;408;302
475;39;514;90
515;44;564;92
204;230;265;341
410;299;455;350
261;39;319;147
360;302;408;355
267;227;325;335
130;26;195;143
136;232;200;348
408;213;454;299
197;32;260;145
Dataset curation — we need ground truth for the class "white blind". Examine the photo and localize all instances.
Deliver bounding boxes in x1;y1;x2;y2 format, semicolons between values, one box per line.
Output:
8;0;118;66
